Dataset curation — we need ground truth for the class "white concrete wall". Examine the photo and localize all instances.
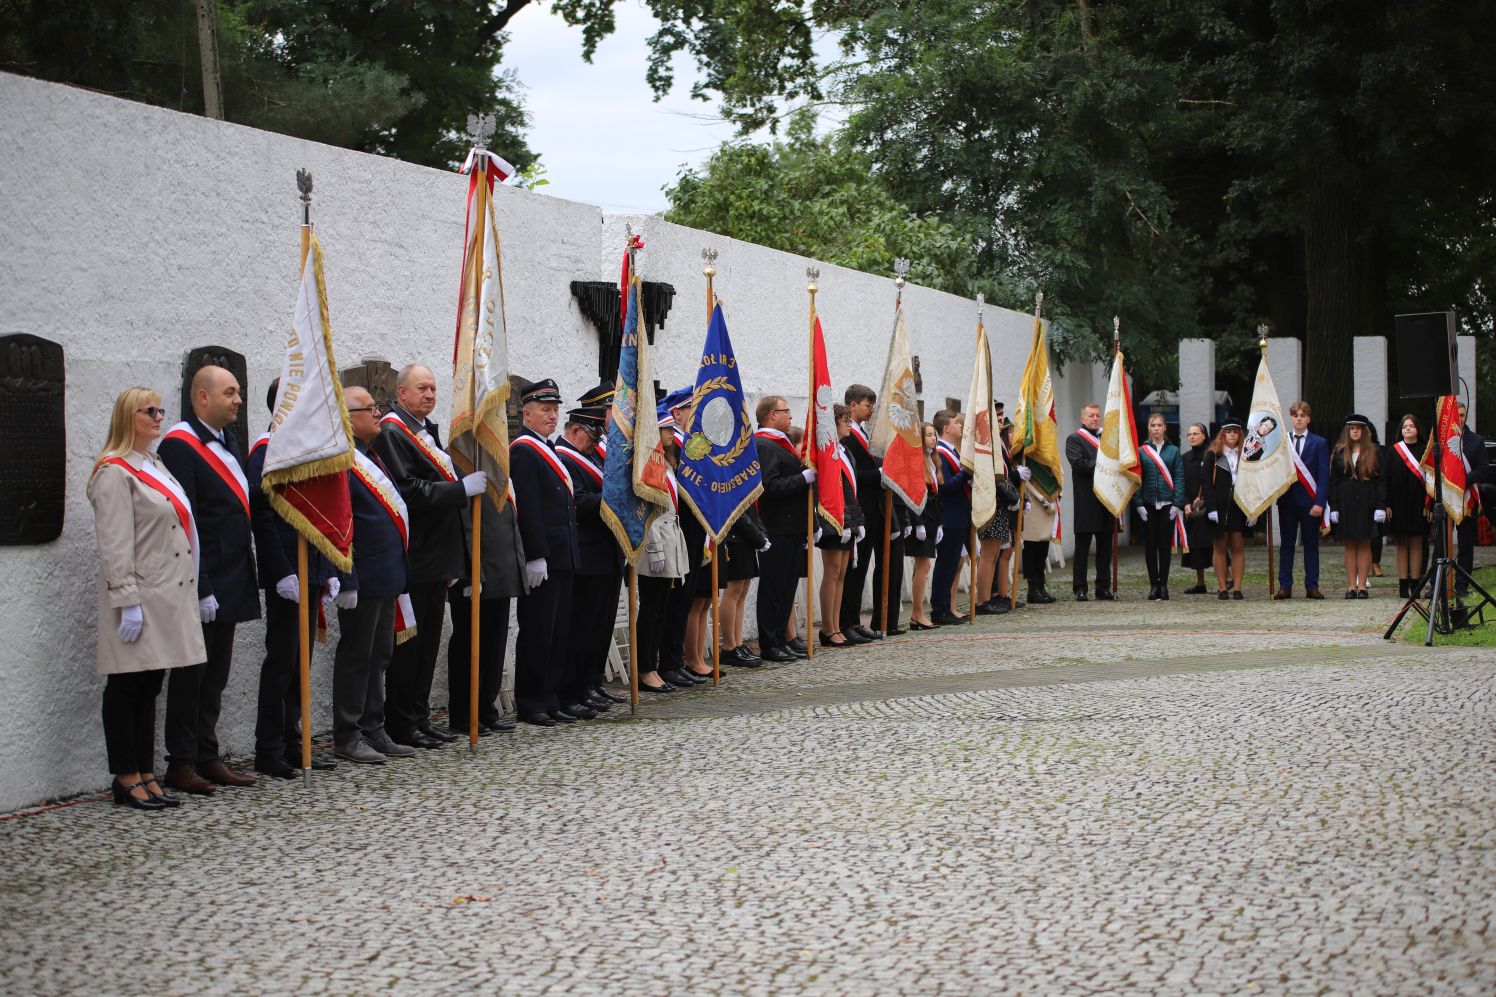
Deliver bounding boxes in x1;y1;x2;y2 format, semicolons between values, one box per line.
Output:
1457;336;1477;429
0;72;1075;810
1179;340;1216;431
1266;338;1302;410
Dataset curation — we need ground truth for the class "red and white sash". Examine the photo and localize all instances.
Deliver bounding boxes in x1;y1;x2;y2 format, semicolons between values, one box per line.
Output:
163;423;250;518
754;428;799;460
557;444;604;487
1290;440;1320;501
1393;441;1429;487
594;437;607;462
1075;428;1100;450
1140;442;1175;490
936;441;969;497
512;434;573;495
380;413;457;482
104;455;200;573
837;445;858;497
848;423;871;453
349;450;417;644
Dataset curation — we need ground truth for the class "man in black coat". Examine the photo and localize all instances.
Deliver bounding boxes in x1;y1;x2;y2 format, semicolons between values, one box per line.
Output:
753;394;816;663
158;365;261;794
840;384;901;640
1455;403;1489;596
1066;402;1114;600
510;378;581;726
371;364;488;749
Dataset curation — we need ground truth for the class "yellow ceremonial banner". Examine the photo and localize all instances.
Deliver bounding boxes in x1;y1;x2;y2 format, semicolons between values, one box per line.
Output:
1234;354;1295;518
1094;351;1140;518
959;321;1000;529
1011;311;1064;498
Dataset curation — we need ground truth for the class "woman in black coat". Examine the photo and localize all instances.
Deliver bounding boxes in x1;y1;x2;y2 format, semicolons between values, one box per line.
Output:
908;422;942;628
1328;414;1388;599
714;510;767;667
816;405;866;647
1179;422;1213;593
1203;417;1252;599
1383;413;1428;599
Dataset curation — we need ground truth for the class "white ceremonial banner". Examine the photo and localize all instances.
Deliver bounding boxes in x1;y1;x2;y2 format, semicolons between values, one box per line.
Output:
1094;352;1140;519
1234;354;1296;518
960;321;1000;529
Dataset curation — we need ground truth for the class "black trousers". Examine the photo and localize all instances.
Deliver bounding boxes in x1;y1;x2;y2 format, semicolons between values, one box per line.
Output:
870;533;906;631
447;590;512;729
636;575;674;674
103;669;165;774
567;571;621;699
333;596;394;748
1141;514;1172;587
663;560;707;670
840;521;877;630
256;592;319;762
165;618;236;768
931;527;965;613
1022;539;1049;586
755;533;801;653
1072;530;1113;593
385;580;449;739
1456;517;1478;592
515;570;573;716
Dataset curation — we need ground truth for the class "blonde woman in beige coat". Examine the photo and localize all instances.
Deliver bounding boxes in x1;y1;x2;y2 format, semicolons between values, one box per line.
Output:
87;388;206;810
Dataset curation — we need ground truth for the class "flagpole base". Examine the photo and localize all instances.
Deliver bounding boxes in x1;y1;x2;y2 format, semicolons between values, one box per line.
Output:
301;768;311;789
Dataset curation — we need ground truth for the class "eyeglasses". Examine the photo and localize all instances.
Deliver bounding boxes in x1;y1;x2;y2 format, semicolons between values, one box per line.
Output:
772;407;791;414
348;405;380;414
137;407;167;419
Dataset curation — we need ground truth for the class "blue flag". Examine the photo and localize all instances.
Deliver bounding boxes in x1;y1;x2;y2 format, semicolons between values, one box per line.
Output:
601;275;671;562
675;303;763;543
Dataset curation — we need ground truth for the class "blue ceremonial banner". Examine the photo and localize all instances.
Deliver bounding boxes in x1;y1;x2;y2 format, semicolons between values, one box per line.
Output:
676;303;763;543
601;274;672;562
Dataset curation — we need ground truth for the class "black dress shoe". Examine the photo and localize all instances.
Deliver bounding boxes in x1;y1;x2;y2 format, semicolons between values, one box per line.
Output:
760;646;796;663
548;710;579;724
730;645;761;665
583;696;614;712
562;703;600;719
1183;584;1208;595
1095;590;1116;601
659;669;699;688
1147;586;1160;601
519;712;557;727
787;638;809;654
1074;590;1089;602
594;685;629;704
484;719;518;732
1158;587;1169;600
975;601;1006;616
932;610;968;625
419;724;459;743
840;628;871;645
1232;589;1245;600
111;779;167;812
256;757;299;780
301;755;337;771
638;680;676;693
1218;590;1231;600
1027;589;1056;605
818;631;851;648
851;626;883;641
726;650;765;667
884;627;907;636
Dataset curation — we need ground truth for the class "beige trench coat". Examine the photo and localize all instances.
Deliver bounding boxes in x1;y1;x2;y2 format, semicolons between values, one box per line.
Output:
1021;483;1059;544
87;453;207;676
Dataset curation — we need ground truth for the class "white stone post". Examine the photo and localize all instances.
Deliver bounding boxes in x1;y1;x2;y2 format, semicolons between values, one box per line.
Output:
1266;338;1302;413
1457;335;1477;429
1353;336;1388;438
1179;339;1215;431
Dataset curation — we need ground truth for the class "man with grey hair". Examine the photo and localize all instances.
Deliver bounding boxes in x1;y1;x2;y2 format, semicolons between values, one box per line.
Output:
371;364;487;748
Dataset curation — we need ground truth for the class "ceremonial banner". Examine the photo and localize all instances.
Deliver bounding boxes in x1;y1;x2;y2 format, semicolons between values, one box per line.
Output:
1234;355;1295;518
1093;351;1141;518
1421;394;1468;524
601;273;673;560
449;154;511;509
805;317;845;531
261;233;354;572
959;322;1000;529
677;303;763;542
1011;313;1064;498
867;309;928;512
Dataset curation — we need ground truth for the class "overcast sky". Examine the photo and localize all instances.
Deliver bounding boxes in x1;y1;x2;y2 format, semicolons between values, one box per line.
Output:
499;4;740;214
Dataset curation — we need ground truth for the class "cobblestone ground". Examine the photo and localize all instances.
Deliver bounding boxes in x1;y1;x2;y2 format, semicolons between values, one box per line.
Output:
3;550;1493;995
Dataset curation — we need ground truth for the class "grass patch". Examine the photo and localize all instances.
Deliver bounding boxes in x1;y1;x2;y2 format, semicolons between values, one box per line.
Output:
1395;565;1496;647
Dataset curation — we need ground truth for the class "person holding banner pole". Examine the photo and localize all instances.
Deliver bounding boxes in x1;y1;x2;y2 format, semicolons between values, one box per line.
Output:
1066;403;1113;601
930;410;971;625
1273;401;1330;600
754;396;815;663
1385;413;1430;600
1131;413;1186;600
1454;403;1488;598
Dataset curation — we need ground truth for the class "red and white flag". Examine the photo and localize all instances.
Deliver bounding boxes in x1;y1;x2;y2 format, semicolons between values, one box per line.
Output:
1093;351;1141;518
868;309;929;513
261;233;354;571
1421;395;1468;523
804;317;845;531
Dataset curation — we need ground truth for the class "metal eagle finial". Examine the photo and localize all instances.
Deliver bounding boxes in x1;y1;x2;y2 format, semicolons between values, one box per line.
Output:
465;112;497;151
806;265;819;293
702;247;718;278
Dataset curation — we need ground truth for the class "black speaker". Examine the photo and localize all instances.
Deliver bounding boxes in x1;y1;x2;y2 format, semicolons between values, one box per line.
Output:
1394;311;1457;398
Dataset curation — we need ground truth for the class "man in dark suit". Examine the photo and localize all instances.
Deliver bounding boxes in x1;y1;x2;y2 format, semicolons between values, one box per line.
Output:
158;364;261;794
510;378;581;726
1066;402;1113;601
246;379;339;778
753;395;815;663
371;364;487;749
840;384;900;640
930;409;972;625
332;386;416;764
1275;400;1330;599
1455;402;1489;596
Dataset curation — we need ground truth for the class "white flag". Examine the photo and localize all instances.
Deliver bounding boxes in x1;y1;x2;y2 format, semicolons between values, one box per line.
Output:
960;321;1001;529
1093;352;1141;518
1234;354;1296;518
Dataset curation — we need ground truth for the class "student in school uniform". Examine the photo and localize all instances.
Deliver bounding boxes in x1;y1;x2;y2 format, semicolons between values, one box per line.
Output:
1328;414;1388;599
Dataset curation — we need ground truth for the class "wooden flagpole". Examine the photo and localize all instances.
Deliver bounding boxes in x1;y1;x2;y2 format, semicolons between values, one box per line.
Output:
704;248;721;685
465;130;496;751
1111;316;1121;597
884;260;909;632
805;266;819;658
968;293;982;623
625;227;642;712
295;170;314;785
1260;329;1274;600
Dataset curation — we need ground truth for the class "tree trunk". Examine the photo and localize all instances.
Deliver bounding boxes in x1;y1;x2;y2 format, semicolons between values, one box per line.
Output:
196;0;224;120
1302;169;1380;431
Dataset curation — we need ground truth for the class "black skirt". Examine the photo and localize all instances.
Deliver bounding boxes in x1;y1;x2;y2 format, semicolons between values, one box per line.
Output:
720;536;759;582
1385;444;1429;537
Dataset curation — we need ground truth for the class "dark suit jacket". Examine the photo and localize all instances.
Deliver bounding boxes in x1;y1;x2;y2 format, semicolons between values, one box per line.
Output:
934;441;970;533
842;425;901;532
156;415;260;622
1066;430;1109;533
246;432;335;591
757;431;811;536
343;442;410;601
509;427;579;572
556;438;623;576
1278;431;1329;509
369;404;467;585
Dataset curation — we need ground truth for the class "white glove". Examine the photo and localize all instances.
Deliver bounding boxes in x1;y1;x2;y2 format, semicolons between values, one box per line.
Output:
525;558;548;588
1373;509;1387;524
1207;511;1219;524
334;589;359;610
801;468;817;484
648;557;666;574
915;525;927;541
117;604;143;643
1008;500;1020;511
1137;506;1148;522
1016;465;1032;481
462;471;488;497
1246;517;1257;528
1168;505;1181;521
936;526;944;545
840;528;851;542
275;574;299;602
814;527;823;543
462;585;473;597
199;595;218;623
323;577;341;602
855;526;865;543
1329;510;1340;525
759;539;772;552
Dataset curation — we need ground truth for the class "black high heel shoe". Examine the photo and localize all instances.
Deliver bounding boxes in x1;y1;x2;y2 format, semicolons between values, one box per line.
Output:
818;631;849;648
111;778;167;812
908;620;937;631
140;777;181;808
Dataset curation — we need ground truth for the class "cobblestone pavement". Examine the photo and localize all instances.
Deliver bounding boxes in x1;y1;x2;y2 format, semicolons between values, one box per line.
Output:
3;554;1493;995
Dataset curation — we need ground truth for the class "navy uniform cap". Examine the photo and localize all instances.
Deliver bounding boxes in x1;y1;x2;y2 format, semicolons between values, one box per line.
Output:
1219;415;1244;431
520;378;563;405
662;385;694;412
577;382;615;407
566;404;607;427
1343;413;1372;428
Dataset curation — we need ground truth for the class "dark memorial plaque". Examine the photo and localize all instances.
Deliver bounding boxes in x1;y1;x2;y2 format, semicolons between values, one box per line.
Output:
570;280;677;382
0;334;66;545
340;358;397;415
181;346;250;455
505;373;530;443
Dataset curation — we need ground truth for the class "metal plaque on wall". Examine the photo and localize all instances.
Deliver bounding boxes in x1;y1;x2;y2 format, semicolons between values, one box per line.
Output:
0;334;66;545
181;346;250;454
340;358;397;415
